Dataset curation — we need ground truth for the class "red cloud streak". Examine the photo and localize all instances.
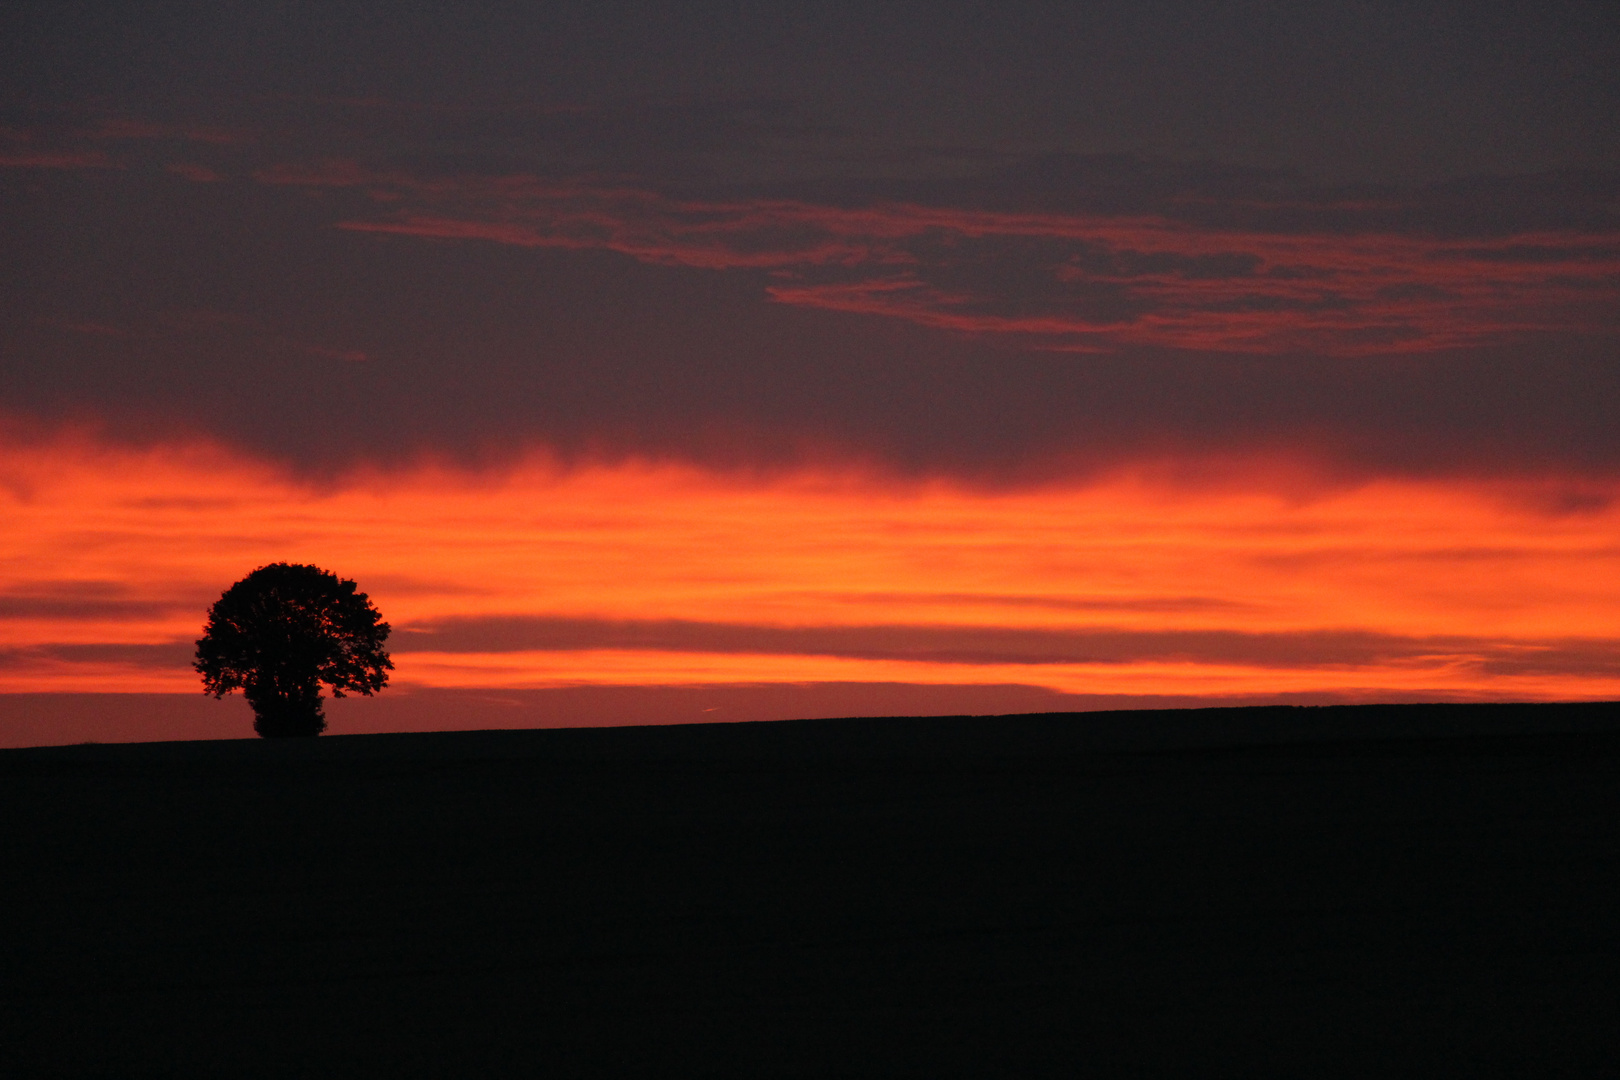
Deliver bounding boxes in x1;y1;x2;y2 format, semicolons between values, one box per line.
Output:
274;167;1620;355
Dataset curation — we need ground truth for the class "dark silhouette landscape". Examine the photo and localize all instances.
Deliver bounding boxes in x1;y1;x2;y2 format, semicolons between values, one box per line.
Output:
4;701;1619;1078
6;5;1619;1074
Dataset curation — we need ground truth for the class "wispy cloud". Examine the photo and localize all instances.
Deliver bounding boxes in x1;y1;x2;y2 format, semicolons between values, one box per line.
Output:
0;112;250;174
87;117;247;145
0;149;116;170
288;164;1620;355
165;162;223;183
0;642;192;670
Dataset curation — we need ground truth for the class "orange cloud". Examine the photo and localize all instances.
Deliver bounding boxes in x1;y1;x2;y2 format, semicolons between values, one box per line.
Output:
2;430;1618;703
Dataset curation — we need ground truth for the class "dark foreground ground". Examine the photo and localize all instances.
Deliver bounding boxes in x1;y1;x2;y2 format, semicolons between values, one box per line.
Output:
4;703;1620;1078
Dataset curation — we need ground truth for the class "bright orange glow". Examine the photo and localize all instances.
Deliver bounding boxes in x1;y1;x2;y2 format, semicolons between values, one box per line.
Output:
3;430;1619;702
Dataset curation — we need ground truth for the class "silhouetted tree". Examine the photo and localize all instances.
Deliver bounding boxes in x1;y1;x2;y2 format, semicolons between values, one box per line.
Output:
195;563;393;737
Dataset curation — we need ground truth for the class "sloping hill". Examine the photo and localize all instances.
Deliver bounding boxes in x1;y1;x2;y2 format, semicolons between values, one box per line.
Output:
4;702;1619;1078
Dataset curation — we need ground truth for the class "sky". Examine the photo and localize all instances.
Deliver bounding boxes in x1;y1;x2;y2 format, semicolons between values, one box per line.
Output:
3;1;1619;745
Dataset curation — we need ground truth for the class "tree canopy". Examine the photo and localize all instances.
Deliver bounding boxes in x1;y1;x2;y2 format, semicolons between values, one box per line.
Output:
194;563;392;737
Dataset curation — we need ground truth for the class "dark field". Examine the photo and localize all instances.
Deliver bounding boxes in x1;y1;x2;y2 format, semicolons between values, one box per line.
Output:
4;703;1620;1078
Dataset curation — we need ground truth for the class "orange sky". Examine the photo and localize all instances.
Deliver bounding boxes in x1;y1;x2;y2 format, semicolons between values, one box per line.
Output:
4;429;1618;708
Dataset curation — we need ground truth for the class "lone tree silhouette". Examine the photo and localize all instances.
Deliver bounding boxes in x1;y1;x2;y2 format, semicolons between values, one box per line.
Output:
195;563;393;737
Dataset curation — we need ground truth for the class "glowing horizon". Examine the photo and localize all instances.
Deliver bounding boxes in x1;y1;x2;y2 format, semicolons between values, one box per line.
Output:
4;429;1617;705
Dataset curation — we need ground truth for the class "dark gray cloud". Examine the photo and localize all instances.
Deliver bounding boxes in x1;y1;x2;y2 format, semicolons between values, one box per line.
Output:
397;616;1620;680
2;3;1618;484
0;642;194;670
4;147;1617;484
9;616;1612;686
5;1;1617;183
0;580;190;621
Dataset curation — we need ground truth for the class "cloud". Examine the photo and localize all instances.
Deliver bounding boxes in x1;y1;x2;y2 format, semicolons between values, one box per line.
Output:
7;129;1619;482
256;158;390;188
0;642;193;670
395;615;1620;680
0;112;244;175
88;118;247;146
3;434;1617;700
313;163;1620;356
831;593;1257;614
0;580;206;622
165;162;223;183
0;149;116;170
0;596;173;621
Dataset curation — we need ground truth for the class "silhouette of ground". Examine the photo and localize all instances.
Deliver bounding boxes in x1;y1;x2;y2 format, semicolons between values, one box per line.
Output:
3;702;1619;1078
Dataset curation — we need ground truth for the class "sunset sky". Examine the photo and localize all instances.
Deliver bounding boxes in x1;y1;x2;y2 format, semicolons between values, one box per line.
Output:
3;2;1618;745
